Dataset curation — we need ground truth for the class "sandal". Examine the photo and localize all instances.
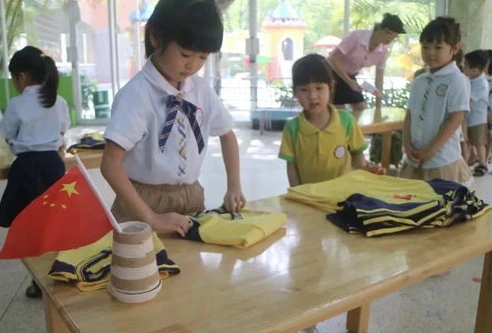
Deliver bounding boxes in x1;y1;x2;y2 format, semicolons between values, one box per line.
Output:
25;281;42;298
473;164;488;177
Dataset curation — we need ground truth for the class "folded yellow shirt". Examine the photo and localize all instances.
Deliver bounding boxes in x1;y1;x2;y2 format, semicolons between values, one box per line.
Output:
48;231;179;291
185;208;287;248
287;170;443;213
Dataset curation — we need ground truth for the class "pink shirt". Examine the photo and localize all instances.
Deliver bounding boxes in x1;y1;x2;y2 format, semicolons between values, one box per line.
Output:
333;29;388;75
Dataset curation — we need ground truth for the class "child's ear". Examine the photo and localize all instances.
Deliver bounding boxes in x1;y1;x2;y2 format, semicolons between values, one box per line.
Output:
452;42;462;56
149;33;160;50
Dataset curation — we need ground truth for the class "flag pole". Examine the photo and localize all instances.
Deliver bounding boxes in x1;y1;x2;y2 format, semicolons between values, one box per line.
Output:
74;155;122;233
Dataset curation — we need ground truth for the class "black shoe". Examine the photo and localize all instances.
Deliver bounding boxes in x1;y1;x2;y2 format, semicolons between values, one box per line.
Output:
25;282;42;298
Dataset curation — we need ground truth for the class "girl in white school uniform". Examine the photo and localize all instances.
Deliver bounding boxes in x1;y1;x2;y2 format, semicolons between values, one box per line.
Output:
399;17;472;184
0;46;70;297
101;0;246;236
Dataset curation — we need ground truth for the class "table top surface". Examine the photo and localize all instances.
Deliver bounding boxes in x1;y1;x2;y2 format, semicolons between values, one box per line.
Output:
357;107;406;134
0;130;104;176
23;195;492;333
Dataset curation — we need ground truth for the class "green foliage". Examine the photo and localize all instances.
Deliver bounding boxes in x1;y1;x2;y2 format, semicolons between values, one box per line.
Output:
274;82;296;108
364;88;409;109
80;74;98;111
223;0;435;58
370;130;403;166
351;0;434;33
0;0;66;67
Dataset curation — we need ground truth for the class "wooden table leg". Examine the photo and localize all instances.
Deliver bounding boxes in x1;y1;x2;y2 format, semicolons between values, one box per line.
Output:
346;303;370;333
381;131;392;170
43;293;71;333
475;252;492;333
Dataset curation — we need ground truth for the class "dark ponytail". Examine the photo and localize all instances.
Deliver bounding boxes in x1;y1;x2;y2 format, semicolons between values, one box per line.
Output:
39;55;59;108
8;45;59;108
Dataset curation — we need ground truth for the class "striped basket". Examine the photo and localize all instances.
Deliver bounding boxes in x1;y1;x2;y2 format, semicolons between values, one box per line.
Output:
108;221;162;303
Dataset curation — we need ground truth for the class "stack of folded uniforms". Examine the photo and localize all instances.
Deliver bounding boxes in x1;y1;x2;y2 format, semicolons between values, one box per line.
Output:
48;231;179;291
67;132;105;154
286;170;491;237
184;206;287;248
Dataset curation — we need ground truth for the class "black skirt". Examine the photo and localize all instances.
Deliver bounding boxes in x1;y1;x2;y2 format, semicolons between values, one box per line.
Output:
0;151;65;228
332;72;365;105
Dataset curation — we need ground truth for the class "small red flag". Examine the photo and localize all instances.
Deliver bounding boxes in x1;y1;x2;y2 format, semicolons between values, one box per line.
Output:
0;167;114;259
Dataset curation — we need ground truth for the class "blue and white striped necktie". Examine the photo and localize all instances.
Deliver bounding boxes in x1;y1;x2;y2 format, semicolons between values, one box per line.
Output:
158;94;204;153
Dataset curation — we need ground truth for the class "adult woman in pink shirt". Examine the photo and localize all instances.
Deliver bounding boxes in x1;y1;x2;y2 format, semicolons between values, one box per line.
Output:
328;13;405;114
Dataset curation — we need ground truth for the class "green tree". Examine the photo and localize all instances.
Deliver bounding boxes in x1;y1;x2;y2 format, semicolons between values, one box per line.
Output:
351;0;434;33
0;0;60;70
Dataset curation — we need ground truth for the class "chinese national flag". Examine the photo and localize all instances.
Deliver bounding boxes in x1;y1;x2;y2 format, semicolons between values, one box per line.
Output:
0;167;114;259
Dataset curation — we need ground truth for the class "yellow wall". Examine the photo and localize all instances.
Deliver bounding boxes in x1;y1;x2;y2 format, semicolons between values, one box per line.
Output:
264;27;305;61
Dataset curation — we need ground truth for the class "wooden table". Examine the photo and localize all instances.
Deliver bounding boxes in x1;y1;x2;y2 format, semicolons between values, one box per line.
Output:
0;126;105;180
23;195;492;333
357;107;406;169
0;148;103;180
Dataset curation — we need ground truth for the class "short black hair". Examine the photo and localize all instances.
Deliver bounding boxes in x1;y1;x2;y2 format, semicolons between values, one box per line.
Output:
145;0;223;57
465;50;489;71
420;16;461;45
292;54;333;89
380;13;406;34
483;49;492;75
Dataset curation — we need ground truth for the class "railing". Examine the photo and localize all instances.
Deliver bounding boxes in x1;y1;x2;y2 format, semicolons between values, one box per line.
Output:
218;76;410;112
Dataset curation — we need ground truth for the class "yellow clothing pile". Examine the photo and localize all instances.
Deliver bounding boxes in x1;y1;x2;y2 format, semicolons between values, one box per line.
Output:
286;170;491;237
286;170;443;213
186;208;287;248
48;231;179;291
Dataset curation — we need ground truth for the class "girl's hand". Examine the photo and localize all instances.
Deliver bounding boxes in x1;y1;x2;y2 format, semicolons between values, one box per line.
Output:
148;212;191;237
223;188;246;213
364;163;386;175
404;143;420;163
413;148;432;163
412;147;433;166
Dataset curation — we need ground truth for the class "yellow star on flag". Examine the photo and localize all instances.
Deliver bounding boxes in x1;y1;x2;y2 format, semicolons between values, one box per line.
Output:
60;181;79;198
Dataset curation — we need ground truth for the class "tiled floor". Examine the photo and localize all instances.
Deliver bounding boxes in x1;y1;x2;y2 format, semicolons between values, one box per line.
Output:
0;123;490;333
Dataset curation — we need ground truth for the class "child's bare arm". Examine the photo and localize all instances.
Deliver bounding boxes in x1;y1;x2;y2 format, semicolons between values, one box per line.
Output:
101;141;189;236
350;151;366;169
219;130;246;212
286;162;300;187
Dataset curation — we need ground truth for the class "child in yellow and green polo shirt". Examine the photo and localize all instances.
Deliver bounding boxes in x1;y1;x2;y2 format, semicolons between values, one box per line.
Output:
279;54;381;186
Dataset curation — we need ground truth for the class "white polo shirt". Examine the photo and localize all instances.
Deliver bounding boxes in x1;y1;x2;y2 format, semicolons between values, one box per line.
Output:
104;59;234;185
406;62;470;169
467;73;488;127
0;85;70;154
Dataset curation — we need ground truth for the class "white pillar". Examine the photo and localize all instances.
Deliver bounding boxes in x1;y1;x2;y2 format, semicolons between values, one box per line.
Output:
112;0;121;91
343;0;350;37
0;0;9;101
435;0;448;16
247;0;259;127
134;0;143;72
67;0;82;121
108;0;119;98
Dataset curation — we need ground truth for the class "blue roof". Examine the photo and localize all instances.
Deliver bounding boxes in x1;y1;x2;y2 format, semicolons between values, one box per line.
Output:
270;0;300;20
129;1;154;21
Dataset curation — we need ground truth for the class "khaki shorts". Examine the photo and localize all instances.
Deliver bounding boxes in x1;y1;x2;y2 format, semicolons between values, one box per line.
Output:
111;180;205;222
398;158;472;185
468;124;488;146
